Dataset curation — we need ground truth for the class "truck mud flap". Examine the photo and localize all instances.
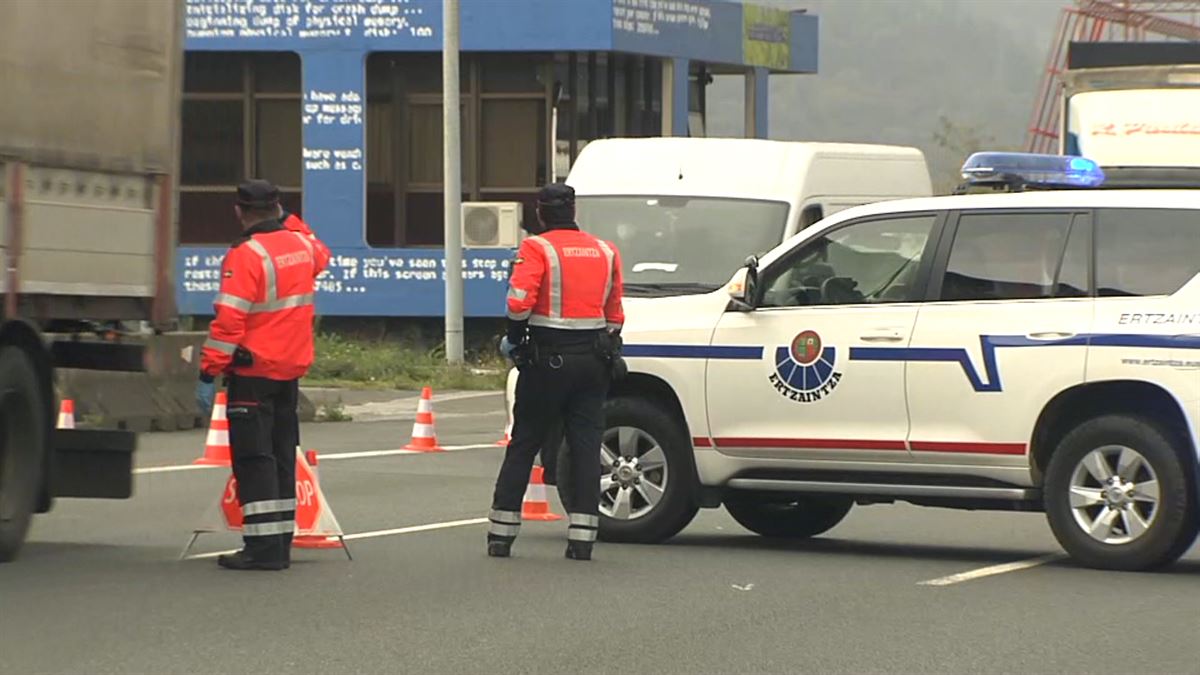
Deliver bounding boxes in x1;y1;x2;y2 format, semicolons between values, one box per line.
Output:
52;428;137;499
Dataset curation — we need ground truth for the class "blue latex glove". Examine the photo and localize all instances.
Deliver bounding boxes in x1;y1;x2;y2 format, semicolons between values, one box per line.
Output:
499;336;517;360
196;378;216;419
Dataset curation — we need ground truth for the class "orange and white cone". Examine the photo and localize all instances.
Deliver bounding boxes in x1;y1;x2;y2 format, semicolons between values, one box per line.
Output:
495;417;512;447
521;466;563;521
57;399;76;429
404;387;444;452
193;391;232;466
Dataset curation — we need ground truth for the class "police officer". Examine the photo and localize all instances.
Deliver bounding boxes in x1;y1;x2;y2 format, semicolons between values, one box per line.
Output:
487;183;624;561
196;179;331;571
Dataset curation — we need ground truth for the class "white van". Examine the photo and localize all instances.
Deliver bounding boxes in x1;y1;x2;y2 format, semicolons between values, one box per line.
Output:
564;137;933;298
503;137;932;445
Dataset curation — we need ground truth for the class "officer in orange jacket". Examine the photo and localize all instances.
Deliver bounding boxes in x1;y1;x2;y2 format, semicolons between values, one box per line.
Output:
197;179;330;571
487;183;624;561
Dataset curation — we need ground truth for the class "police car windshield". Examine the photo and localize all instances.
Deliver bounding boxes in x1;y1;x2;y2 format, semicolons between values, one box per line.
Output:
576;196;789;294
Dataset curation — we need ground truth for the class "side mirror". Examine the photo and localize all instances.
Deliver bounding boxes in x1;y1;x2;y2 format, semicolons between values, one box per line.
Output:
726;256;760;312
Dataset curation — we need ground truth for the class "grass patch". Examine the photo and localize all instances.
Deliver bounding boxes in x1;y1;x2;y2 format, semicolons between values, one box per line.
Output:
303;333;507;391
315;398;353;422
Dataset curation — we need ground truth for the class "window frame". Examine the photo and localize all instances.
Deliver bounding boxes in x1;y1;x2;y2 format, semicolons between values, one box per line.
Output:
180;52;303;245
924;208;1094;303
752;210;949;310
1093;207;1200;299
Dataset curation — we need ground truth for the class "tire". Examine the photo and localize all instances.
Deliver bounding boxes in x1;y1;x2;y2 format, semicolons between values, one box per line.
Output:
1044;414;1199;572
724;492;852;539
597;396;699;544
0;346;49;562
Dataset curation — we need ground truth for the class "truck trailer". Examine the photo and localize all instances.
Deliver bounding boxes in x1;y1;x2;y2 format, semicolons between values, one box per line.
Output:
0;0;184;561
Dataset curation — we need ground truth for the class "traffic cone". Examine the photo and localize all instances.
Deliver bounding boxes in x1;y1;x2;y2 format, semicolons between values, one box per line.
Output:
495;417;512;447
193;391;231;466
404;387;444;452
293;449;345;551
57;399;75;429
521;466;563;521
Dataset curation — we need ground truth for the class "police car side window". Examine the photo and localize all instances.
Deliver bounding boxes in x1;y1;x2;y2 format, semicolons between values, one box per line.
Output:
759;215;936;308
940;212;1075;302
1096;208;1200;297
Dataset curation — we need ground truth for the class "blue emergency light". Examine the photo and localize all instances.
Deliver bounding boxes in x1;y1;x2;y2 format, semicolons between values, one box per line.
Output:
959;151;1106;189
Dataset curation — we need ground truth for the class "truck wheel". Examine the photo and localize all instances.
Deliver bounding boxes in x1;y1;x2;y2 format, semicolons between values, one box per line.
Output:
597;396;699;544
724;492;852;538
1044;414;1199;572
0;347;48;562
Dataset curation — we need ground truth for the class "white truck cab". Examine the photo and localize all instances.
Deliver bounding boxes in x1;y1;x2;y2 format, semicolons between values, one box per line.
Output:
526;152;1200;572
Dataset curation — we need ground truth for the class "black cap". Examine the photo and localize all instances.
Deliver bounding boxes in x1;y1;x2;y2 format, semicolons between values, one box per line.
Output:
236;179;280;209
536;182;575;209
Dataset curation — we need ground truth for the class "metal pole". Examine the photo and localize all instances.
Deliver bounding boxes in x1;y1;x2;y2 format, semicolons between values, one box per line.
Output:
443;0;464;365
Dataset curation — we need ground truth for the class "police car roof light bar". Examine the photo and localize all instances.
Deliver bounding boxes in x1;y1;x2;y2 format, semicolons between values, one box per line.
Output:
958;151;1106;192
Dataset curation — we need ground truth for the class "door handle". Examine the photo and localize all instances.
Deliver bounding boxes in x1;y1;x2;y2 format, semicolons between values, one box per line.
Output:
860;329;905;343
1026;331;1077;340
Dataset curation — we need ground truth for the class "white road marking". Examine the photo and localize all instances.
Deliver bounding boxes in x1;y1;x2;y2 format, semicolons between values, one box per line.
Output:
917;553;1063;587
183;517;489;560
133;443;498;475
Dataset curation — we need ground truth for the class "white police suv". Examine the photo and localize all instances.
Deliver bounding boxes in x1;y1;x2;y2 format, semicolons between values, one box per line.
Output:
590;152;1200;571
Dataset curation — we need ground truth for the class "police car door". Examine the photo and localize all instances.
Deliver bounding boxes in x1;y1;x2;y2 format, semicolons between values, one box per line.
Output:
705;213;943;460
904;210;1092;467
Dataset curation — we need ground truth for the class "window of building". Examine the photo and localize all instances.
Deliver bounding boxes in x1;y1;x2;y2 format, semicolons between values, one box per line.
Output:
1096;208;1200;297
760;215;937;307
365;52;548;247
940;212;1076;302
180;52;302;244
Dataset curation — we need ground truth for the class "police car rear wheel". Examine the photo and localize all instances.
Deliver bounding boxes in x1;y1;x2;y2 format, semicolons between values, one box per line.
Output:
723;492;852;539
1044;414;1199;572
597;397;698;544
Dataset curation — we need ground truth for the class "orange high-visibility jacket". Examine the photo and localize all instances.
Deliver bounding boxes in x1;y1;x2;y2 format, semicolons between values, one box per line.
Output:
506;228;624;332
201;219;330;380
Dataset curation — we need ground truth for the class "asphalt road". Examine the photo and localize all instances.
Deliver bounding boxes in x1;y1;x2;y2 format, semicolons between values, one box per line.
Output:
2;389;1198;675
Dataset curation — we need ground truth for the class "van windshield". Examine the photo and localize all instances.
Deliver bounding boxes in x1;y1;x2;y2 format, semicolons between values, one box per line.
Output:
576;196;789;295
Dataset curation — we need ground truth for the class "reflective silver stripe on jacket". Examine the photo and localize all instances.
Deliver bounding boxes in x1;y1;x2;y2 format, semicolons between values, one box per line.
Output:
245;239;277;304
245;235;315;314
204;337;237;354
215;293;252;313
243;520;295;537
242;499;297;517
597;240;616;306
528;236;562;318
508;308;533;321
507;287;527;301
607;322;623;331
529;316;607;330
251;293;314;313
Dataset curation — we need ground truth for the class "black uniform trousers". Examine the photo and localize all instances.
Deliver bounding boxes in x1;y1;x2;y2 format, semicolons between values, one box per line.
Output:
227;374;300;562
489;351;608;547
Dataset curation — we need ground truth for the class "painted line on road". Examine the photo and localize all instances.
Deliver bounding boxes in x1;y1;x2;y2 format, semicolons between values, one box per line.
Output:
917;554;1064;587
183;517;489;560
133;443;499;475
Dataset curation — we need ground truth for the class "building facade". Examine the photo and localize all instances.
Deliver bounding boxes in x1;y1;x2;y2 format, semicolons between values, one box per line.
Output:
179;0;819;316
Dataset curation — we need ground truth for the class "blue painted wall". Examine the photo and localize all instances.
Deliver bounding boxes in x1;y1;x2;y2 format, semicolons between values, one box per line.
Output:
179;0;818;317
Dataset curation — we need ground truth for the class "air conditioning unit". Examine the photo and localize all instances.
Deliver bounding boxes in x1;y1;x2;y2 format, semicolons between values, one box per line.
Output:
461;201;522;248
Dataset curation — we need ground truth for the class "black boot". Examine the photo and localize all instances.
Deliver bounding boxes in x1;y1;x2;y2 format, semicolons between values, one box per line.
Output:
565;541;592;561
217;550;287;571
487;539;512;558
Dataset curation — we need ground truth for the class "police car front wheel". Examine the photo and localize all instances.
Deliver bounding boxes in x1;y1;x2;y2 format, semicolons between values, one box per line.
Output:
597;396;699;544
1044;414;1199;572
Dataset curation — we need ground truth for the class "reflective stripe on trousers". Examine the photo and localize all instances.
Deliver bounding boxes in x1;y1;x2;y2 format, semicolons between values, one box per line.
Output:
488;509;521;539
567;513;599;542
